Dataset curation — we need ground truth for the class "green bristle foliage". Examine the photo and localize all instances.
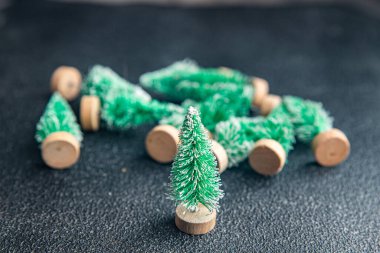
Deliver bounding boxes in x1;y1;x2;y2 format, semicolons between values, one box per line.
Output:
215;115;295;167
102;89;183;130
159;111;186;130
160;88;253;133
253;116;295;154
197;95;236;132
169;107;223;212
214;118;256;167
82;65;151;104
35;93;82;144
173;70;251;101
188;85;254;120
140;59;253;102
280;96;333;143
140;59;199;96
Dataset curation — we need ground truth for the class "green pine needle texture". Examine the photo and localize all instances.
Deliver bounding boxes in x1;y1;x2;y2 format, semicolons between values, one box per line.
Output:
214;118;258;167
160;87;253;133
102;88;183;130
82;65;151;104
275;96;333;143
35;92;82;144
140;59;254;103
215;114;295;167
82;65;184;130
169;107;223;212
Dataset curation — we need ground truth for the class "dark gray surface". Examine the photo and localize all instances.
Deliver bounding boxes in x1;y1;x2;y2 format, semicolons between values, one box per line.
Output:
0;1;380;252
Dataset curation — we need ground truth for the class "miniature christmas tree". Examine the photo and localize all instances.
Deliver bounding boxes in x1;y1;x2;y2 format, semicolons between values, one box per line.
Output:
82;65;151;105
140;59;269;107
214;117;261;167
260;95;350;166
214;113;295;176
160;92;249;132
36;92;82;169
102;88;183;130
247;113;295;175
80;65;183;131
170;107;223;235
278;96;333;143
139;59;199;96
147;93;242;168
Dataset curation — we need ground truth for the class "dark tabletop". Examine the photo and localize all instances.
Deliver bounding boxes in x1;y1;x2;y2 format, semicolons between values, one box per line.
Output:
0;1;380;252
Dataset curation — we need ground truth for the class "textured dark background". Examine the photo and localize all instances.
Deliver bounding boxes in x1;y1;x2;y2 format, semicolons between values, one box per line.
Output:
0;1;380;252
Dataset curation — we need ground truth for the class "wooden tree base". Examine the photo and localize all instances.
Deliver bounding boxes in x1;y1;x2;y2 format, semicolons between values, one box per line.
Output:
312;128;350;167
260;94;282;116
80;95;101;131
252;77;269;107
249;139;286;176
50;66;82;101
145;125;180;163
211;140;228;173
42;131;80;169
175;204;216;235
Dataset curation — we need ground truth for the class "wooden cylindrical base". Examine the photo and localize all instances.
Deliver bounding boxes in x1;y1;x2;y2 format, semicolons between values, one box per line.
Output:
50;66;82;101
312;128;350;167
146;125;180;163
260;94;282;116
211;140;228;173
249;139;286;176
252;77;269;107
80;95;101;131
41;131;80;169
175;204;216;235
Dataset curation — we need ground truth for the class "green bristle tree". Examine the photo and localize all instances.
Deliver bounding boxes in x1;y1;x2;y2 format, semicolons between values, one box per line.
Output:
214;114;295;169
102;88;183;130
214;118;259;167
36;92;82;144
275;96;333;143
140;59;254;102
139;59;199;96
266;95;349;167
82;65;151;105
169;107;223;212
160;90;252;133
81;65;184;131
255;112;295;154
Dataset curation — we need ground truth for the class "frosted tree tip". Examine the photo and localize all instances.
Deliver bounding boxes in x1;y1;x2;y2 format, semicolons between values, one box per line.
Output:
188;106;199;116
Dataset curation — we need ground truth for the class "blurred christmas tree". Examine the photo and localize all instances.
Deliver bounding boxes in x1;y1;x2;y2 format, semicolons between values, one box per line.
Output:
36;92;82;144
140;59;254;102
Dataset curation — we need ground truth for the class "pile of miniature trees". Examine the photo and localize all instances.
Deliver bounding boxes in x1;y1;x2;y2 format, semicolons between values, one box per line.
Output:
36;60;350;235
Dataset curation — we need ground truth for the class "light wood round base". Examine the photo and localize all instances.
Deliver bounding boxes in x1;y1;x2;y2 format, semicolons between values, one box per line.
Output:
260;94;282;116
42;131;80;169
80;95;100;131
146;125;179;163
312;128;350;167
249;139;286;176
252;77;269;107
175;204;216;235
50;66;82;101
211;140;228;173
